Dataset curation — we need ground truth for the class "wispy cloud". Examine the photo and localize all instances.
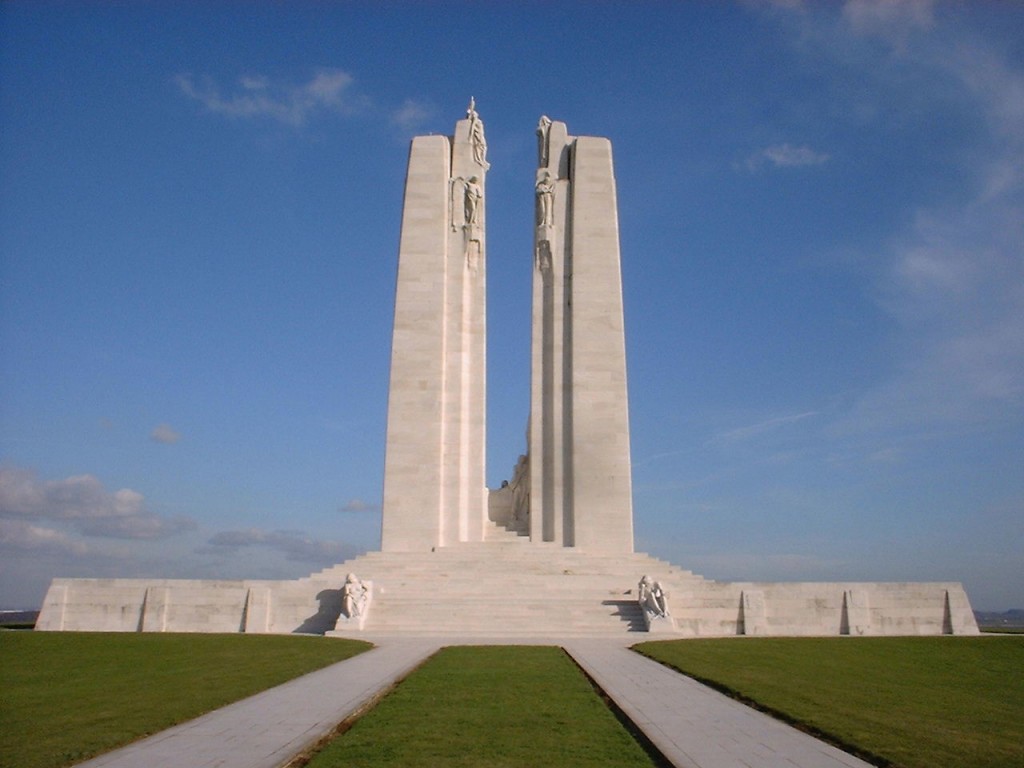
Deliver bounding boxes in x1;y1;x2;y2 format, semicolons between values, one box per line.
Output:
687;551;846;581
716;412;820;442
339;498;379;513
745;143;830;171
150;423;181;445
632;449;690;469
176;68;359;126
842;0;934;41
79;514;195;540
207;527;356;563
390;98;434;131
851;22;1022;431
765;2;1024;436
0;465;196;540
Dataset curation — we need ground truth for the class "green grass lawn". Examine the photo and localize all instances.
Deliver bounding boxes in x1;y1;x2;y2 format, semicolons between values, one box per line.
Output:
303;645;660;768
635;636;1024;768
7;634;1020;768
0;632;370;768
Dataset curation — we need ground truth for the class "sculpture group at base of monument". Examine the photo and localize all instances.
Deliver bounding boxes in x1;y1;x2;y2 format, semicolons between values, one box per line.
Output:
334;573;372;631
34;103;980;638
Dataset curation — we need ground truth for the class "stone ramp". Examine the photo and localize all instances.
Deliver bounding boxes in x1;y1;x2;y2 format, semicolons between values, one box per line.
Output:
564;639;874;768
72;639;440;768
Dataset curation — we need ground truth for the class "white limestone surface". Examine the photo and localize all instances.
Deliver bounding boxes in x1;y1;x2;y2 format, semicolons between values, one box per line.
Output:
379;134;451;552
380;104;488;552
529;122;634;553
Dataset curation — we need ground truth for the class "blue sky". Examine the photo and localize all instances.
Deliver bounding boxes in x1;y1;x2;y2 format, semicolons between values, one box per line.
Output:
2;1;1022;611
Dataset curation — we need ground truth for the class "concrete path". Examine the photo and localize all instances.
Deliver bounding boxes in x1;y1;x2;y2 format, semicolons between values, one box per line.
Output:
564;639;875;768
74;635;876;768
75;638;440;768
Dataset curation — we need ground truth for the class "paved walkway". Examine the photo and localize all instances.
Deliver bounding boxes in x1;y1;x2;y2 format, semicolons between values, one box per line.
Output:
75;636;875;768
75;638;441;768
564;639;874;768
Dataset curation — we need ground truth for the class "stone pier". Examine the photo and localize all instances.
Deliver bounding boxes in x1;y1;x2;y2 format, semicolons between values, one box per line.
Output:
528;118;634;552
379;100;488;551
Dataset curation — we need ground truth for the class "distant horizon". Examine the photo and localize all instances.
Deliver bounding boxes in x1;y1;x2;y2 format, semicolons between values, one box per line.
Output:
2;2;1023;611
5;605;1024;616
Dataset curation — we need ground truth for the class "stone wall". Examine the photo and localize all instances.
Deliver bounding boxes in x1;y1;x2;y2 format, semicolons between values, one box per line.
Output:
36;554;979;637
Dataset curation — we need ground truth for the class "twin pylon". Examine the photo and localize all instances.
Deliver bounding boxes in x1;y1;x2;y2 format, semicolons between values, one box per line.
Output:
381;103;634;553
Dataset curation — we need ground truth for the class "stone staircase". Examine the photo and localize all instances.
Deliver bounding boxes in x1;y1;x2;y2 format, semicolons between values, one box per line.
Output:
484;517;529;542
304;533;703;636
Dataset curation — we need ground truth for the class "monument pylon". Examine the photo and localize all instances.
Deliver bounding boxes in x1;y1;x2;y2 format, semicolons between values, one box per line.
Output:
380;99;489;551
380;105;635;553
527;117;634;552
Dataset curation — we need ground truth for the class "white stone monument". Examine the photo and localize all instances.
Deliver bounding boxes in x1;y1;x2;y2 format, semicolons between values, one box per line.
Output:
379;108;634;554
35;104;980;638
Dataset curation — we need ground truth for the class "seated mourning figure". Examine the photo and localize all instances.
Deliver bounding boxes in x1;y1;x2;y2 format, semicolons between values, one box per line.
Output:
638;575;669;620
342;573;368;619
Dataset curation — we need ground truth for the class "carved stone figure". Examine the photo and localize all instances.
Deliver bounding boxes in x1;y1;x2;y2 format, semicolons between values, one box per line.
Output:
509;453;530;521
464;176;482;229
536;115;552;167
535;240;552;273
467;97;489;169
638;575;669;619
342;573;368;618
450;175;483;232
535;169;555;228
466;240;481;273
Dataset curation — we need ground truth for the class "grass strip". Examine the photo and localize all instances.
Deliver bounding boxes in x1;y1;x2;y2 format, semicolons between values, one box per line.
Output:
303;645;659;768
0;632;371;768
981;626;1024;634
635;636;1024;768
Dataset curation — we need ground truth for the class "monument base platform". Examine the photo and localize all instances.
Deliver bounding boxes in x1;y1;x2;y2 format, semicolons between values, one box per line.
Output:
36;539;979;637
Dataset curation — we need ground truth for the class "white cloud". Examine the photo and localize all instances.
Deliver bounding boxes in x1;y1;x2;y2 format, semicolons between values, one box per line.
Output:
176;68;358;126
746;143;830;171
0;468;144;520
0;519;89;555
391;98;434;131
150;423;181;445
0;466;196;540
339;498;378;513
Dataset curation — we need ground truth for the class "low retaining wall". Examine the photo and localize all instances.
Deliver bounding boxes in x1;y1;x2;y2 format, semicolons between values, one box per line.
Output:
36;569;980;636
670;581;978;636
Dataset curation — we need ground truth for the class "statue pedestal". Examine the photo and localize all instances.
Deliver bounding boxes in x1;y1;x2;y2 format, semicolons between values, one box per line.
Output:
642;611;677;634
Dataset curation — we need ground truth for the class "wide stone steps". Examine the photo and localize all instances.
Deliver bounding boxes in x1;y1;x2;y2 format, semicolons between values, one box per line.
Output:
304;543;703;635
307;548;698;579
366;596;646;633
484;521;529;542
